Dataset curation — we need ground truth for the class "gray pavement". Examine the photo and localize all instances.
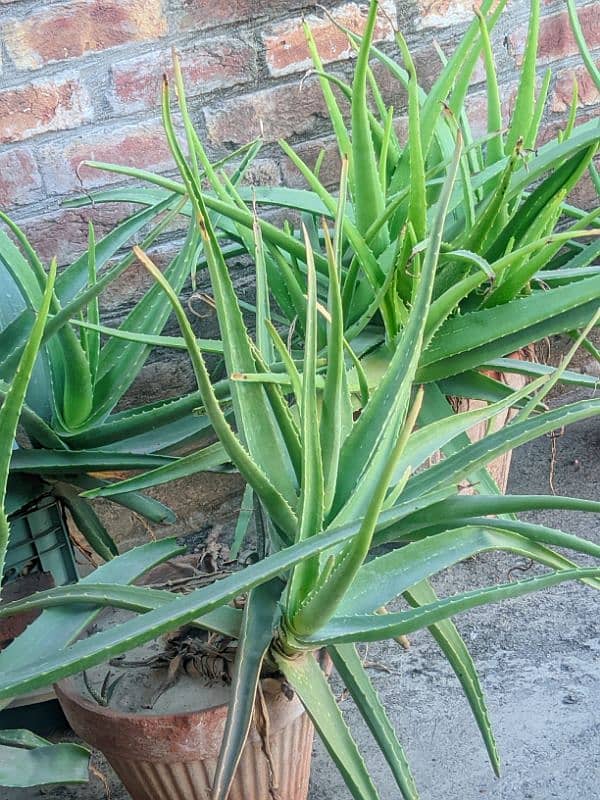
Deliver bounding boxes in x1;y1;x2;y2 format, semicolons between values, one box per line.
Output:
310;389;600;800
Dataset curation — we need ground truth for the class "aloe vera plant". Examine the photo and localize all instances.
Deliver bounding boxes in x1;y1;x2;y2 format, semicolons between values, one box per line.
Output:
0;259;91;787
51;0;600;538
63;0;600;433
0;194;236;559
1;96;600;798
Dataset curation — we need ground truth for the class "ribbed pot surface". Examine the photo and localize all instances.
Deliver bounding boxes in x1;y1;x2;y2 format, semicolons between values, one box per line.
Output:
56;676;315;800
107;710;313;800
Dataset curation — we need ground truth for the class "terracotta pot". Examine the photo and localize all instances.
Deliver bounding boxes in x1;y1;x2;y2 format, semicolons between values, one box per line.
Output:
430;350;530;494
56;671;315;800
459;350;529;494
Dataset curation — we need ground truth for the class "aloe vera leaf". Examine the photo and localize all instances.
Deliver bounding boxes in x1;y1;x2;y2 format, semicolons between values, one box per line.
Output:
0;260;56;587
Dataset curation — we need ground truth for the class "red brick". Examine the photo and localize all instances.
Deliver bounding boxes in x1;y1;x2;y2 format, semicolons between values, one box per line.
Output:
0;572;54;649
4;0;167;70
391;115;409;147
238;158;282;187
469;56;487;86
19;204;135;266
464;91;491;141
536;106;594;148
176;0;253;29
204;78;331;146
38;122;175;195
281;137;343;189
0;147;43;207
539;5;600;61
110;39;255;113
510;5;600;66
552;62;600;113
465;83;515;140
98;243;174;314
415;0;481;30
567;161;600;210
263;1;396;77
0;76;92;144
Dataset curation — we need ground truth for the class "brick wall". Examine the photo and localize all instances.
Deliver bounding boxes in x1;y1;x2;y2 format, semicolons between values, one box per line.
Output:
1;0;598;268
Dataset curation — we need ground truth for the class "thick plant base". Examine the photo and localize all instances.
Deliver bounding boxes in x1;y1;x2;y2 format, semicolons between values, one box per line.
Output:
56;676;314;800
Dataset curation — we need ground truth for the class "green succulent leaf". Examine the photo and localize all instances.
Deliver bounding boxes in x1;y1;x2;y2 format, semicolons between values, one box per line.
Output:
275;650;381;800
287;225;325;609
9;449;174;475
352;0;387;252
566;0;600;92
340;525;600;618
91;230;198;426
161;79;298;510
305;566;600;645
332;132;463;522
390;371;548;486
506;0;539;152
0;740;90;788
420;275;600;381
80;441;229;499
212;579;282;800
0;494;441;701
320;165;354;514
329;643;420;799
69;475;176;524
403;580;499;776
404;396;600;501
133;246;297;541
53;481;118;561
0;260;56;587
0;538;183;676
376;493;600;545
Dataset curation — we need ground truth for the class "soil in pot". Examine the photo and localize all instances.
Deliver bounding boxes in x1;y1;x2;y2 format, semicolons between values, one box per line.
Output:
56;607;316;800
72;609;235;715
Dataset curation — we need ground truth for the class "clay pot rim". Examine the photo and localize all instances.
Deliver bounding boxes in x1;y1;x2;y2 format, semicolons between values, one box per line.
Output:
53;580;238;725
55;666;314;763
54;674;233;725
55;649;331;726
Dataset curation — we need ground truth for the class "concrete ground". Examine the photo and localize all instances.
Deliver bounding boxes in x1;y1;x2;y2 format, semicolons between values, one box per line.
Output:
3;388;599;800
310;388;600;800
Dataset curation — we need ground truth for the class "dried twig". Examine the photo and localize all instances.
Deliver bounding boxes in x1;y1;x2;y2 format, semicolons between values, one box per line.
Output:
90;761;111;800
548;426;565;495
255;682;281;800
